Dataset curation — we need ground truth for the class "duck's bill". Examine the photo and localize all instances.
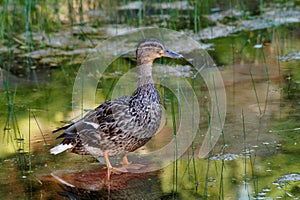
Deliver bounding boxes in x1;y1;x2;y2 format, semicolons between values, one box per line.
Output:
163;49;183;59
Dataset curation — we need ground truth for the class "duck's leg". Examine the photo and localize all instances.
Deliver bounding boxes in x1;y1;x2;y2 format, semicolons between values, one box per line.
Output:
122;154;129;166
103;152;128;180
103;152;113;182
121;154;144;170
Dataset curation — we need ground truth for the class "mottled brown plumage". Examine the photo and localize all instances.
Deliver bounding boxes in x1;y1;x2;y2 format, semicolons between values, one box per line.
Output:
51;38;183;181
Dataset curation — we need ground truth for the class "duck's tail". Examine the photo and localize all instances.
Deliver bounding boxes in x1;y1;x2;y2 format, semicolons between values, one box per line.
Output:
51;130;77;155
50;143;73;155
52;123;74;133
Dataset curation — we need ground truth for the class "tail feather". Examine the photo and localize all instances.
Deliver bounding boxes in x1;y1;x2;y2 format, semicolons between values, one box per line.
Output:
56;132;77;139
52;123;74;133
50;143;73;155
51;123;77;155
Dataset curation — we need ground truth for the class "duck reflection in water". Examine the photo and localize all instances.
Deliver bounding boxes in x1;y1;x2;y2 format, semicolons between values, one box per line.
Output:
47;169;164;199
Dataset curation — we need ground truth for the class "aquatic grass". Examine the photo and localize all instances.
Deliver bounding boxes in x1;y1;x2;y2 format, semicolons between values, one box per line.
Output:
4;91;29;175
208;76;226;199
0;0;37;178
22;0;34;183
178;75;202;195
78;0;84;23
3;84;14;138
32;111;48;146
226;0;236;108
259;0;264;14
27;109;31;167
137;2;142;25
3;87;28;173
166;68;201;197
241;109;262;199
250;157;260;199
241;109;251;199
259;45;271;116
193;0;198;33
242;28;271;119
170;2;180;31
211;74;226;200
218;159;225;200
67;0;74;26
190;77;199;193
203;114;212;199
249;70;262;116
169;69;223;198
1;0;26;156
158;63;180;197
240;31;272;121
170;91;178;195
181;146;199;194
274;29;283;119
3;87;25;163
1;0;14;138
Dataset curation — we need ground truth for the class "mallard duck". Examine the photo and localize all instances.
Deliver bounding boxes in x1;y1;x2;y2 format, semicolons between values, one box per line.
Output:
50;38;183;181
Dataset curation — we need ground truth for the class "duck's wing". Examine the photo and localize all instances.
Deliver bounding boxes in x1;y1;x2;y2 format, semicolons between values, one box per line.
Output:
51;96;131;155
54;96;131;135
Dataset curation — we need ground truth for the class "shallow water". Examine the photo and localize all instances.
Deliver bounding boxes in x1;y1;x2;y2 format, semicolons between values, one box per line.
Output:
1;1;300;200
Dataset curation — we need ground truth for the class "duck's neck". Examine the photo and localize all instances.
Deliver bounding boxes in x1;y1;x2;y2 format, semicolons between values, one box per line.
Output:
137;62;154;88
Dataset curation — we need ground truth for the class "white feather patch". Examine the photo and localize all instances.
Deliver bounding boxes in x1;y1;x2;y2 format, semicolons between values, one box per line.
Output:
50;144;73;155
84;121;100;129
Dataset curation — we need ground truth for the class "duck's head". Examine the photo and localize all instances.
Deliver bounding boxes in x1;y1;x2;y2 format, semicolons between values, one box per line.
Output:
136;38;183;65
